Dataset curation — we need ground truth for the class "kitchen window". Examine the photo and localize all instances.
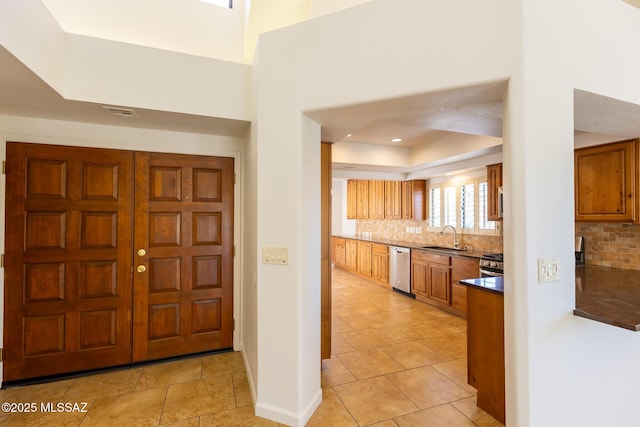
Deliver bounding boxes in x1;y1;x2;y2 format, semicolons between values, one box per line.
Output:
427;176;498;235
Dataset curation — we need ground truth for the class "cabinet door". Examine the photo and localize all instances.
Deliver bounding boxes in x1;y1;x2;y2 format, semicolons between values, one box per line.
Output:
385;181;402;219
356;180;369;219
372;244;389;283
369;180;386;219
411;261;428;295
487;163;503;221
345;239;358;272
575;139;637;222
347;180;357;219
401;180;427;220
357;241;372;276
451;256;478;315
428;263;451;305
333;237;346;268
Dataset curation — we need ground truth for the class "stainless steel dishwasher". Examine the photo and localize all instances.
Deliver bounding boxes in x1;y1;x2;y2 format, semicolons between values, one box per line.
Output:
390;246;413;296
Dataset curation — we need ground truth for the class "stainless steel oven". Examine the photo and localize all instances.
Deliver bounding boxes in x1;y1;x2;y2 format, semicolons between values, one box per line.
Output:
479;253;503;277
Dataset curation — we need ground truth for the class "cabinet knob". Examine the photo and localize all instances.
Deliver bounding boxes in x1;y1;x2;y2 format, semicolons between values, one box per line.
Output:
136;265;146;273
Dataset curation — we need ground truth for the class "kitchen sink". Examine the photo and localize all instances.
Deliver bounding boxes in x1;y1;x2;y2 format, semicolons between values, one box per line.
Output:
421;245;468;252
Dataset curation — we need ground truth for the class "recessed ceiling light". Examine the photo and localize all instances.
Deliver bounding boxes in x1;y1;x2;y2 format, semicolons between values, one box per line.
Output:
346;134;352;138
391;138;402;143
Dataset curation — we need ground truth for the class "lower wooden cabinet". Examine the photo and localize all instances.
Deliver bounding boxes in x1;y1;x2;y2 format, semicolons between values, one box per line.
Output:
357;241;372;277
372;243;389;283
332;237;346;268
345;239;357;272
451;256;479;317
467;287;505;424
411;250;451;306
333;237;390;284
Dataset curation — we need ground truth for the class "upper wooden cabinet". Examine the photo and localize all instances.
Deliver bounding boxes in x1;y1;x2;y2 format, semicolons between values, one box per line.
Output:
575;139;638;223
486;163;503;221
402;180;427;220
346;179;426;220
346;180;358;219
384;181;403;219
369;180;386;219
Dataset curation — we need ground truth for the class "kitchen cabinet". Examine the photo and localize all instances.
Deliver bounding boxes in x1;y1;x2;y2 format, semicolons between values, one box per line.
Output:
356;180;370;219
467;286;505;424
451;256;478;317
574;139;638;223
345;239;358;272
402;180;427;220
332;237;346;269
356;240;372;277
486;163;502;221
411;250;451;306
372;243;389;284
369;180;386;219
346;180;358;219
384;181;403;219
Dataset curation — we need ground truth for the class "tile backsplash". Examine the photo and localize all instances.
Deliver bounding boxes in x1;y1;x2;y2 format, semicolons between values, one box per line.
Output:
356;219;503;253
576;222;640;269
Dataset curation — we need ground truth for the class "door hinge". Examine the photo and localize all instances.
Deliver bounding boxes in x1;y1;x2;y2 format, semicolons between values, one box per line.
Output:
233;246;236;257
233;319;235;331
233;173;236;184
2;161;5;174
0;348;3;362
1;254;4;268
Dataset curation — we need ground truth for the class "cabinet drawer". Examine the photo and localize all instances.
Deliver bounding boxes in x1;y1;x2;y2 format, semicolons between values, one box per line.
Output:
411;249;450;265
451;256;480;282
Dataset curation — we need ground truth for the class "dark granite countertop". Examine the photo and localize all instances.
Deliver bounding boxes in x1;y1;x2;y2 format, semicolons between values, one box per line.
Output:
333;234;486;259
460;276;504;294
574;265;640;331
459;265;640;331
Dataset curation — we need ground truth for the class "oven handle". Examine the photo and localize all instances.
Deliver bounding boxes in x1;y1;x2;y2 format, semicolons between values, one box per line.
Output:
480;268;503;277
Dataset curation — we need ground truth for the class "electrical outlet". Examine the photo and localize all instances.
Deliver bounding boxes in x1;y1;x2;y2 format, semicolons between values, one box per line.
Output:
415;227;422;233
538;257;560;283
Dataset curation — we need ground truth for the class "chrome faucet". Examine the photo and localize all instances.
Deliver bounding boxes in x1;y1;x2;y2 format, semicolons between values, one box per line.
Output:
440;224;460;249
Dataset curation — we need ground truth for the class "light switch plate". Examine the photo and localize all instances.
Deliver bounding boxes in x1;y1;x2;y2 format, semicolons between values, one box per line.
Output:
538;257;560;283
262;247;289;265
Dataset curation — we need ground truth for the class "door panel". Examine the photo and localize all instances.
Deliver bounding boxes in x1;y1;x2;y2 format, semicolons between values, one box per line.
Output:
4;143;235;382
132;152;234;361
4;142;134;382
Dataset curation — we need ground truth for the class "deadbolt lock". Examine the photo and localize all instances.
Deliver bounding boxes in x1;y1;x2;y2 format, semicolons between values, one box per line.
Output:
137;249;146;256
136;265;146;273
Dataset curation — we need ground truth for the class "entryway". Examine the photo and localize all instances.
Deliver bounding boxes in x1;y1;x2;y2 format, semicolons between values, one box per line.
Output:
3;142;234;382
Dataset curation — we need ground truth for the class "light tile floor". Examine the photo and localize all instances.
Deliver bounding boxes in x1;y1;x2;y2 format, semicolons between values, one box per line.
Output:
0;268;504;426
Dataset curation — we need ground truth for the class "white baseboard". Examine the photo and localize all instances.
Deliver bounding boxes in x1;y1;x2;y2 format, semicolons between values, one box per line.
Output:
255;388;322;427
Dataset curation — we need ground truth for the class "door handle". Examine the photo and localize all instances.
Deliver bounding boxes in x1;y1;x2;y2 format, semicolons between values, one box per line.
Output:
136;265;146;273
137;249;146;256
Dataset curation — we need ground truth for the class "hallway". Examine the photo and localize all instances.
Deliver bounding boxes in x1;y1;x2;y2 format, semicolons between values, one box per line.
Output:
0;268;503;426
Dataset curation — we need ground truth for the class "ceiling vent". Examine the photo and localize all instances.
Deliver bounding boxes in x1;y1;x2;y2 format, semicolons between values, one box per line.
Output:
102;106;137;118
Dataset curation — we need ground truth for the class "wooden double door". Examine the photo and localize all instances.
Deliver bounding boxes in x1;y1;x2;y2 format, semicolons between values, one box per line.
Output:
3;142;234;382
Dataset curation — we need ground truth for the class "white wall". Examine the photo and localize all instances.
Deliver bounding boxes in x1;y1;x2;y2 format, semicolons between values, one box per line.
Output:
253;0;640;425
251;0;519;425
502;0;640;426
